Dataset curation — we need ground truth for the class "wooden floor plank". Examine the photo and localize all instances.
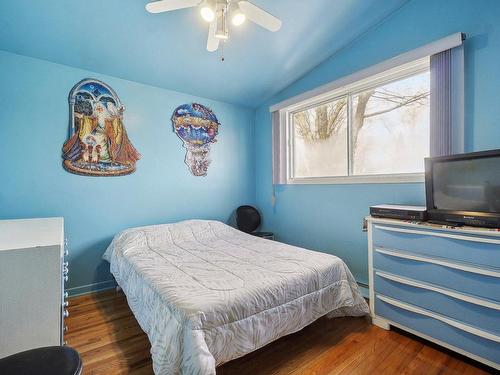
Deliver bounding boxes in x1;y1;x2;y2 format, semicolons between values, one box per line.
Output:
66;315;145;353
67;290;492;375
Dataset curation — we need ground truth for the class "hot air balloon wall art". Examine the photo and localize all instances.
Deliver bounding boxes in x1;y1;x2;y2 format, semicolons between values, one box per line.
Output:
171;103;220;176
62;79;141;176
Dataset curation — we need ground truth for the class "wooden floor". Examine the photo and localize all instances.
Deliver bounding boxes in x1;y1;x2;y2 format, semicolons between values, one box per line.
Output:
66;290;491;375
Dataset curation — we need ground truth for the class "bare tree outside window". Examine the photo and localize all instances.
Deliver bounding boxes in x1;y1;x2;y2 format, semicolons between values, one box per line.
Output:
352;72;430;175
293;98;347;142
291;70;430;178
292;97;348;177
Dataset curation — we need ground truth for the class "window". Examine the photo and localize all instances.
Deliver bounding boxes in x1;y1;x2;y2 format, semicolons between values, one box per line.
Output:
285;58;430;183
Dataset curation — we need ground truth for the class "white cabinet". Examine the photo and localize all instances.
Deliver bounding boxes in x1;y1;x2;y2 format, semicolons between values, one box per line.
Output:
0;217;67;358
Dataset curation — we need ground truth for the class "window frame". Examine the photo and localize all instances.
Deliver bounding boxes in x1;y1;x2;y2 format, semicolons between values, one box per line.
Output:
284;57;430;185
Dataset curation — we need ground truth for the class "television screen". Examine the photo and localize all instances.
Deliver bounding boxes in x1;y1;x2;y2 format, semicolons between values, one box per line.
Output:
432;156;500;213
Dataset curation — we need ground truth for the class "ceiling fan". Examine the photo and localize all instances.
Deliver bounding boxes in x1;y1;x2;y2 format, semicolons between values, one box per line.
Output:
145;0;282;54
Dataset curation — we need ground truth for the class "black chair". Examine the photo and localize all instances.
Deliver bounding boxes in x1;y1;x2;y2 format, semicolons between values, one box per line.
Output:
236;205;274;240
0;346;82;375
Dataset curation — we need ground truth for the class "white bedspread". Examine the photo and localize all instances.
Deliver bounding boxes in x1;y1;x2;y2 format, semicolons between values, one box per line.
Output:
103;220;369;374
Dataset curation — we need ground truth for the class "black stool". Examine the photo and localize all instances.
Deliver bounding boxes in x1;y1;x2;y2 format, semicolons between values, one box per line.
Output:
0;346;82;375
236;205;274;240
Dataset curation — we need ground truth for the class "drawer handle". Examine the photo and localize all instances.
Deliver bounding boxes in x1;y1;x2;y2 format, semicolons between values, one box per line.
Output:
375;247;500;278
376;271;500;311
376;294;500;343
63;309;69;318
374;225;500;245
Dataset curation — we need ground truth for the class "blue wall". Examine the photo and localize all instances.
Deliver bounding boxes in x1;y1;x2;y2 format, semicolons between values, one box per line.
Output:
2;0;500;294
0;51;255;295
255;0;500;284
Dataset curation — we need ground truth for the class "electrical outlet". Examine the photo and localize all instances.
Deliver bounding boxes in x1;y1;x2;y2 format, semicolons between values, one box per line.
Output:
362;217;368;232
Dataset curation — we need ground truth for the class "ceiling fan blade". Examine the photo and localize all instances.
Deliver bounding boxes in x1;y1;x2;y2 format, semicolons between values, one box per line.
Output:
145;0;200;14
238;1;281;32
207;21;220;52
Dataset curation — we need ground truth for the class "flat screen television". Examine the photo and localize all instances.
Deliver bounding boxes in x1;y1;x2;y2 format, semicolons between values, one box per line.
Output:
425;149;500;228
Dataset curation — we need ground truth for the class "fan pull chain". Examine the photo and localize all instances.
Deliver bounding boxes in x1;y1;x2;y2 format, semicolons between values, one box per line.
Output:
220;42;225;62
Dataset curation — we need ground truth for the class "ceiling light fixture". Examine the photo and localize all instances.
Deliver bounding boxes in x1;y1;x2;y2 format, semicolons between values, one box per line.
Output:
215;3;229;40
231;9;246;26
146;0;282;55
200;0;215;22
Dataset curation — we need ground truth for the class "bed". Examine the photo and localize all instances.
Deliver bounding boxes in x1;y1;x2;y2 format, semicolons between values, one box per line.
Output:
103;220;369;374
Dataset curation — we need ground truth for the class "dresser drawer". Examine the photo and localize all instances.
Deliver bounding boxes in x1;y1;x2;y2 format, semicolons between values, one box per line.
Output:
373;224;500;269
374;271;500;335
375;295;500;366
373;247;500;302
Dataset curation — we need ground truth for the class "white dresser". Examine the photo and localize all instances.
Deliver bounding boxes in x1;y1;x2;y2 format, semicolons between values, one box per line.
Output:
367;217;500;370
0;217;69;358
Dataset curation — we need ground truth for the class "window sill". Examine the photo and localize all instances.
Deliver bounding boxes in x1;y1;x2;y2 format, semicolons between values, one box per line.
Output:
287;173;425;185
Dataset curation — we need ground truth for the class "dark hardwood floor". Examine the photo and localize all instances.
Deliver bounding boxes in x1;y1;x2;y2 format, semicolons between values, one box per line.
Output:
66;290;491;375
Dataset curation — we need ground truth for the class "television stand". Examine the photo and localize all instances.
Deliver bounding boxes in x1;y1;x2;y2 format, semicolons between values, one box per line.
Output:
426;220;464;227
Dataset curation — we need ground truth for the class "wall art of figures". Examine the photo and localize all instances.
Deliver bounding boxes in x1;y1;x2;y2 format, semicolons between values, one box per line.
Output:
171;103;220;176
62;79;140;176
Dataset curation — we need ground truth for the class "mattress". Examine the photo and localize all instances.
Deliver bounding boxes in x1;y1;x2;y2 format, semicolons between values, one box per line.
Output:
103;220;369;374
